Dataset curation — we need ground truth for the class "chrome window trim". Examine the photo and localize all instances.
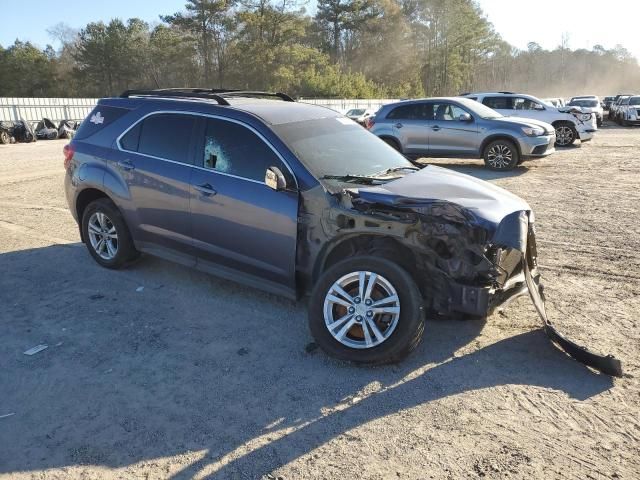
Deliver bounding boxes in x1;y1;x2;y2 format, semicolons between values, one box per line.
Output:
115;110;298;188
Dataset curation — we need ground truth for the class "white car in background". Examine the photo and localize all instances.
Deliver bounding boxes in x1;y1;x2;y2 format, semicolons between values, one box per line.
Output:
543;98;566;108
618;95;640;126
462;92;596;146
345;108;376;126
568;96;603;127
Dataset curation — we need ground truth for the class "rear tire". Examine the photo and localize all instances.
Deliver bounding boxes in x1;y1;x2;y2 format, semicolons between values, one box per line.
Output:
483;139;519;171
81;198;138;269
309;256;424;365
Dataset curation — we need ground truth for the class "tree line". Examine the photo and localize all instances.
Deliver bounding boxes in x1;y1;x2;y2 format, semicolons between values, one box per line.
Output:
1;0;639;99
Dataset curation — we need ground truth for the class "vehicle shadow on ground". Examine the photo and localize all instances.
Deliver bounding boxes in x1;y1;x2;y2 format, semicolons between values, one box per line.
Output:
0;244;614;478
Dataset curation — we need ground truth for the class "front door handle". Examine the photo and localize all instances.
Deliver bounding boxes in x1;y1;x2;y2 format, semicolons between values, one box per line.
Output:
394;122;403;129
194;183;217;196
431;125;441;131
117;159;135;171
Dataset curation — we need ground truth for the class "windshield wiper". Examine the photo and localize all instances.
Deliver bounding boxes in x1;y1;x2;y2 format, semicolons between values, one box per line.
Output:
378;166;419;174
321;166;418;184
320;174;390;184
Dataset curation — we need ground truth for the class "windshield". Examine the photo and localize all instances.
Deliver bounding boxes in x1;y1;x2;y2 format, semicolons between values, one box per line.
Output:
274;117;414;180
629;97;640;105
459;98;503;119
568;99;598;108
346;109;366;116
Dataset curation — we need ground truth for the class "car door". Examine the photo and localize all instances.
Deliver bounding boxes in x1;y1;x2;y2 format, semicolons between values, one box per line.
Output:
189;116;299;295
386;103;429;155
114;112;198;262
426;101;479;155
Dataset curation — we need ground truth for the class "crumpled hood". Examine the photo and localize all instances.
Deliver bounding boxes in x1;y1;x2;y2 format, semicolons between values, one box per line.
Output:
353;165;531;228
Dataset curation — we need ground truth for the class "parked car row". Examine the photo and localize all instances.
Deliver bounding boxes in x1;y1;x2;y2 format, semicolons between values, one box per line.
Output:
61;88;620;376
608;94;640;126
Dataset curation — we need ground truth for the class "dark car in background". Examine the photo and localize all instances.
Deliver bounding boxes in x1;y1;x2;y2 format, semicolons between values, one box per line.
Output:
368;97;556;170
63;88;557;365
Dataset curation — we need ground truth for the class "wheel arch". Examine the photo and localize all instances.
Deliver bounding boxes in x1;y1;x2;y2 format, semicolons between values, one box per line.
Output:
75;188;115;242
311;233;422;294
480;134;522;158
377;135;402;152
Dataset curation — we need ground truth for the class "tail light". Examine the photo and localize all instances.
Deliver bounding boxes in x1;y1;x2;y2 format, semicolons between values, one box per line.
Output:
366;117;375;129
63;144;75;170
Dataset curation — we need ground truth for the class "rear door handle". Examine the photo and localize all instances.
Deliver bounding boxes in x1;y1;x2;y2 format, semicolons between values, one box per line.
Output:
394;123;403;129
431;125;441;131
117;160;135;171
194;183;217;196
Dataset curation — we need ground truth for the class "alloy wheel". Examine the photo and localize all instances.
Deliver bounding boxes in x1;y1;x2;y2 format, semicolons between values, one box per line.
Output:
486;143;513;169
555;126;574;146
323;271;400;349
87;212;118;260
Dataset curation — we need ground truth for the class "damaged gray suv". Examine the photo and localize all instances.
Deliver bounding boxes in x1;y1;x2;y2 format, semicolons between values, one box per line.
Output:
64;89;620;375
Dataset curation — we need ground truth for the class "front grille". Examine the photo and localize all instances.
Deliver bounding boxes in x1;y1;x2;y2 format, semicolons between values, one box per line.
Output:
532;144;548;155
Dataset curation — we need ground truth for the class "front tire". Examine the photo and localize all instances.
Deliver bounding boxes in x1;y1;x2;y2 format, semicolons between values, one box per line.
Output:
0;130;10;144
309;256;424;364
483;139;519;170
554;122;577;146
81;198;138;269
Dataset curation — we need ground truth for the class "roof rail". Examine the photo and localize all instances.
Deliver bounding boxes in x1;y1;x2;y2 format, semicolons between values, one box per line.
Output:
498;91;515;94
218;91;295;102
119;88;296;104
120;89;231;105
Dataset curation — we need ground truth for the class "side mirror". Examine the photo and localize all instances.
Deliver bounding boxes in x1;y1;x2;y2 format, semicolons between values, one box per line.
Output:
534;104;545;111
265;166;287;191
458;112;472;122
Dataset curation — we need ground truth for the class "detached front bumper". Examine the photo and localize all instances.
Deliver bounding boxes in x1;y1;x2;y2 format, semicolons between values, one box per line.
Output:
446;211;622;376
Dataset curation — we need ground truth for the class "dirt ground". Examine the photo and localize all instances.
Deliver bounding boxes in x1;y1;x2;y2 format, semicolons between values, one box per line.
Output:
0;125;639;480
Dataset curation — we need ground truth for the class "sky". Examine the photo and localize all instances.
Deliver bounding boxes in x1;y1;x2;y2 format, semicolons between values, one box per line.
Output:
1;0;639;60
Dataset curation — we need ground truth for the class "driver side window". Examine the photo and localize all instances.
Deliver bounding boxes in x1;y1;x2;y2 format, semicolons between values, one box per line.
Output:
432;103;468;121
203;118;290;184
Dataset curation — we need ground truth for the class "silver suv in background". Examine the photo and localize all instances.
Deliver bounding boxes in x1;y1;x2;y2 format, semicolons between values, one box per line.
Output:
368;97;556;171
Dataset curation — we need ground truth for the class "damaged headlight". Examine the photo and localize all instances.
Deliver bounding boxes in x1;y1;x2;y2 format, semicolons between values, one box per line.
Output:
521;126;545;137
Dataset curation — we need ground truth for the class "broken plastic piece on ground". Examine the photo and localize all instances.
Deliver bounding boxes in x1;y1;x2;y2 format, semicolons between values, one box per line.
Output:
136;286;144;292
23;344;48;356
0;413;16;419
524;258;623;377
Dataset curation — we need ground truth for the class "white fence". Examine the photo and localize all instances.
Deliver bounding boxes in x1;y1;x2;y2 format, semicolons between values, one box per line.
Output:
0;98;99;124
299;98;399;114
0;97;400;124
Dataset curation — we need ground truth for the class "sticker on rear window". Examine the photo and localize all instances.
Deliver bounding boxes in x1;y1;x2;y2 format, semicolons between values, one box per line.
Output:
90;112;104;124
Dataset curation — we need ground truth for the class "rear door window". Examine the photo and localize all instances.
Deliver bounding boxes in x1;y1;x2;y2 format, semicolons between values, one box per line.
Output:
123;113;196;164
386;103;431;120
482;97;512;110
